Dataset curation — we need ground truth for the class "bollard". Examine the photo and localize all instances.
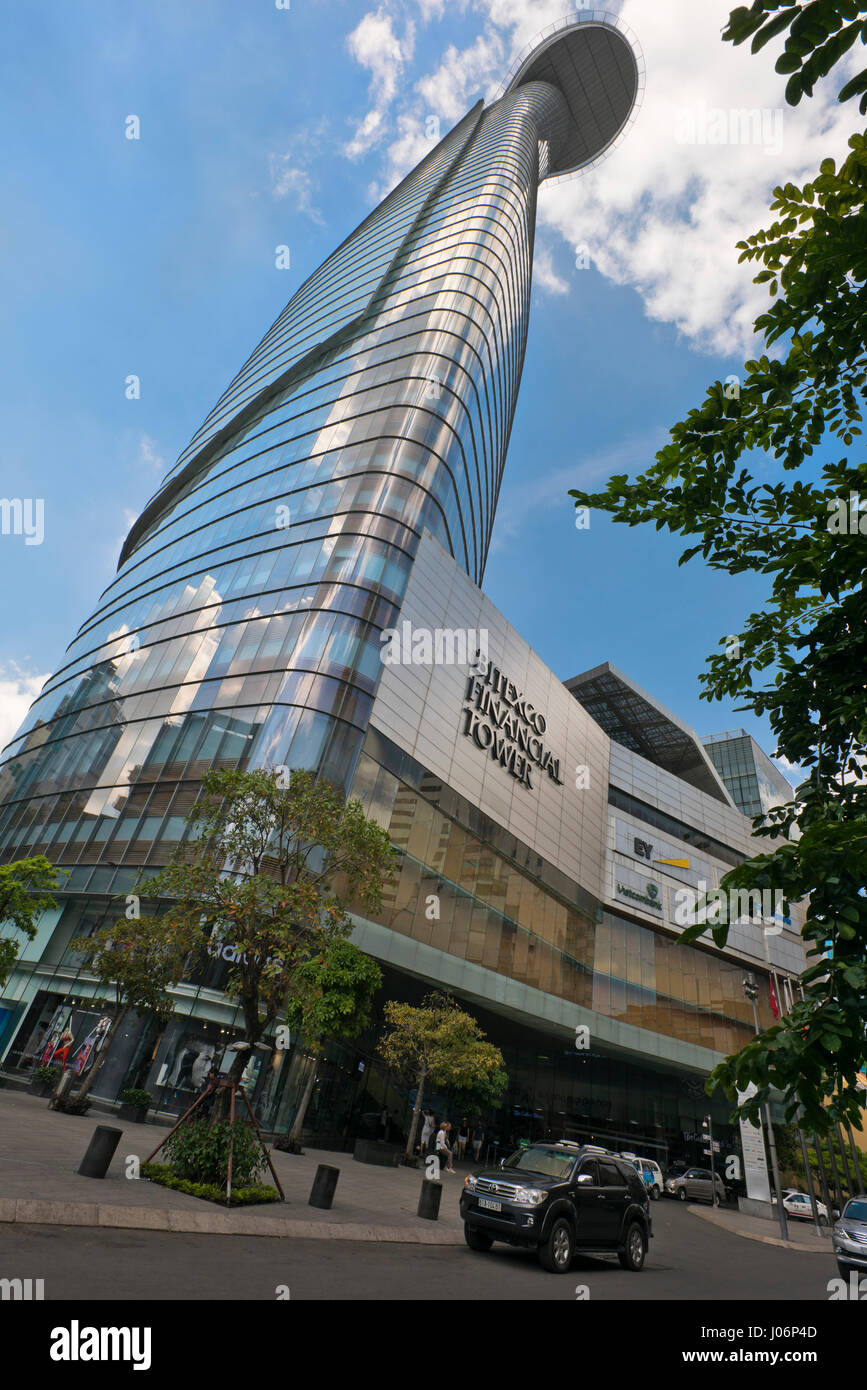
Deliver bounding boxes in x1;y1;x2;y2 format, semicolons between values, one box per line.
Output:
309;1164;339;1210
418;1177;442;1221
77;1125;123;1179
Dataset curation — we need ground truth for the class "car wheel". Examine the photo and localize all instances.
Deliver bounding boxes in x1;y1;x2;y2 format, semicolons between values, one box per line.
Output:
713;1193;721;1207
463;1225;493;1252
618;1221;647;1271
539;1216;574;1274
677;1187;688;1201
651;1185;660;1201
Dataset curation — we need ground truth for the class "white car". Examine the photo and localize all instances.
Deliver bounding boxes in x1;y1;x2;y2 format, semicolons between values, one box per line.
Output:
621;1153;665;1201
773;1189;829;1224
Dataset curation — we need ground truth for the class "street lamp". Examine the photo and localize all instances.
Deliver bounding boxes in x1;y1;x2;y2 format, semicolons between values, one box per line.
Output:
743;975;788;1240
702;1115;719;1206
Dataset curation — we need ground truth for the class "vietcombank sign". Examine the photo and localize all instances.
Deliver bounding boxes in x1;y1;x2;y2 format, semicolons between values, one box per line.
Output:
615;880;664;912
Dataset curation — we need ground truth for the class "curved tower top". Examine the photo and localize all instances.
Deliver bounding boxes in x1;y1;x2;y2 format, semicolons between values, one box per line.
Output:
504;10;642;180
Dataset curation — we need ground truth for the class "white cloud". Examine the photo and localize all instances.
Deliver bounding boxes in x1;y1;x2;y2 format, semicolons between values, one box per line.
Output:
0;664;49;752
416;32;504;123
345;8;416;160
533;244;568;297
138;435;166;473
365;0;862;355
773;755;803;786
268;158;324;224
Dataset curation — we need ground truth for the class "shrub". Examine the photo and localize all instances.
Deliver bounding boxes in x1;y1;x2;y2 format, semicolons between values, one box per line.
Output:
163;1118;266;1188
34;1064;60;1087
119;1088;152;1109
141;1163;279;1206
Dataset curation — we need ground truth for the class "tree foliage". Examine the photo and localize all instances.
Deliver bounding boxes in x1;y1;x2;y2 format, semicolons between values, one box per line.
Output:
0;856;65;989
282;938;382;1143
140;768;395;1082
284;938;382;1051
725;1;867;111
378;992;507;1157
569;11;867;1134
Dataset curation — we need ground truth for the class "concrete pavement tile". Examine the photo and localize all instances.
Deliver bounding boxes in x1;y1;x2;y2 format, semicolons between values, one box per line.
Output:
16;1200;100;1226
98;1206;172;1231
166;1209;233;1235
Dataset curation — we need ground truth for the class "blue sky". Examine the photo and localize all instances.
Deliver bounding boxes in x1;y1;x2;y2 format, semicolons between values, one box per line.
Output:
0;0;857;770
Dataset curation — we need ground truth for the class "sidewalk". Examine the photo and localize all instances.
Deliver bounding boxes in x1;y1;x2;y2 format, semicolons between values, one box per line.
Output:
0;1089;464;1244
689;1203;834;1253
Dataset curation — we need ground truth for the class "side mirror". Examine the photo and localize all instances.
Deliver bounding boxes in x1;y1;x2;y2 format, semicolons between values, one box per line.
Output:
499;1158;506;1169
575;1172;593;1185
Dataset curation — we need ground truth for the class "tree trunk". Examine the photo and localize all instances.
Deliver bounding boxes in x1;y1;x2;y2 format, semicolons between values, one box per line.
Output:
405;1066;426;1159
288;1049;319;1143
72;1009;124;1104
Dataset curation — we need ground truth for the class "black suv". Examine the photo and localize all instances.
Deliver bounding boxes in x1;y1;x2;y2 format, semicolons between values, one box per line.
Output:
459;1142;652;1274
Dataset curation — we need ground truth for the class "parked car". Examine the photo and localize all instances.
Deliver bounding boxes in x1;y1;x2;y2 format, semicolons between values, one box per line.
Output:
460;1142;652;1274
832;1197;867;1281
665;1166;726;1206
621;1153;664;1200
772;1189;829;1225
663;1160;689;1190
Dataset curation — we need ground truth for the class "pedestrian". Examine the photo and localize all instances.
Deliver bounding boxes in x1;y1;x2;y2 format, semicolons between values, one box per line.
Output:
472;1118;485;1163
457;1116;469;1161
379;1105;389;1141
436;1120;455;1173
420;1109;435;1155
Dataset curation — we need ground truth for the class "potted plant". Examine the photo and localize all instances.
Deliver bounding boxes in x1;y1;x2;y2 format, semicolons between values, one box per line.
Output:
30;1064;60;1098
117;1088;152;1123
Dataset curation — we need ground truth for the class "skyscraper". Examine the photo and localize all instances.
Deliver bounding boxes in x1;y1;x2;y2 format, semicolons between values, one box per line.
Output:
0;16;640;870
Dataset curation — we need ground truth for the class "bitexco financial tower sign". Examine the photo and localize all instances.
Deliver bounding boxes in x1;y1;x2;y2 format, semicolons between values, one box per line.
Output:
461;651;564;792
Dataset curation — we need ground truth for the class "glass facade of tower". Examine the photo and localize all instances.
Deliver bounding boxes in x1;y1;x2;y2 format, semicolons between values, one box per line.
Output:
0;81;578;878
701;730;793;819
5;21;788;1170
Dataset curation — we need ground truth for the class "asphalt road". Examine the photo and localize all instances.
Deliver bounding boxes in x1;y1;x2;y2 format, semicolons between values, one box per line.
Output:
1;1200;837;1301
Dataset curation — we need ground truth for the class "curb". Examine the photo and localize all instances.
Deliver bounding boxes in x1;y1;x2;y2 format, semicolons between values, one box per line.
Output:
0;1197;463;1245
689;1205;832;1254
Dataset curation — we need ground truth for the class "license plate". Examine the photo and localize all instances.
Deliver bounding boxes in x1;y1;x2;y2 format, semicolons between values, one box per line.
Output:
478;1197;501;1212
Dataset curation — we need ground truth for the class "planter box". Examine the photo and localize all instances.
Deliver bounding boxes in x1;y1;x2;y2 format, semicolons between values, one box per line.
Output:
118;1104;148;1123
353;1138;402;1168
29;1081;53;1098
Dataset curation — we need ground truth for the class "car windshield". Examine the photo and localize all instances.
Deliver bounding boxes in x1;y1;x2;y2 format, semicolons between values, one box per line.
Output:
843;1200;867;1222
502;1148;575;1180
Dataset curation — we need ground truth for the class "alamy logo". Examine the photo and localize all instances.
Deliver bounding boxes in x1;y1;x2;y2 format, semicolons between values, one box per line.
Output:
674;880;789;934
49;1321;152;1372
674;104;784;155
0;1277;44;1300
0;498;44;545
380;622;488;667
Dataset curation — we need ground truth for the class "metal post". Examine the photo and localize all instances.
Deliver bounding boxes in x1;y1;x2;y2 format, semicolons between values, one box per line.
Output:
826;1129;845;1216
812;1134;833;1221
846;1122;864;1194
704;1115;719;1205
796;1125;824;1237
744;978;788;1240
836;1123;855;1204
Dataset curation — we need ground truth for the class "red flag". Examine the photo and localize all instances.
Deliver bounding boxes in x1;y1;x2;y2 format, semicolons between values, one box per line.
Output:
769;977;780;1019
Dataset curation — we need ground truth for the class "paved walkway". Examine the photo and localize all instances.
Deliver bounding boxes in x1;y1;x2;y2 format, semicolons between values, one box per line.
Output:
0;1089;464;1244
689;1202;833;1253
0;1091;838;1252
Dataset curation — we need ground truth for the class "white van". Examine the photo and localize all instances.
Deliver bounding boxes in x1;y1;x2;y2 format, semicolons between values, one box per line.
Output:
621;1153;665;1200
